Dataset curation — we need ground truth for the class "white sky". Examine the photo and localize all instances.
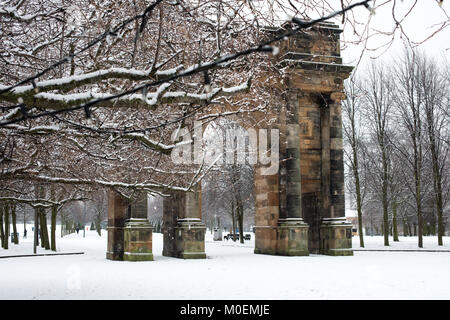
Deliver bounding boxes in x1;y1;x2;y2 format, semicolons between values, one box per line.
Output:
338;0;450;70
252;1;449;71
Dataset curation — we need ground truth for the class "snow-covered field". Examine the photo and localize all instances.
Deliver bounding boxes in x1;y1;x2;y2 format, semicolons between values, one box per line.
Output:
1;225;449;300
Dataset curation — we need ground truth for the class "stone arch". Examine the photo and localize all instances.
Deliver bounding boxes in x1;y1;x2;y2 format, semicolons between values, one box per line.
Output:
106;21;354;261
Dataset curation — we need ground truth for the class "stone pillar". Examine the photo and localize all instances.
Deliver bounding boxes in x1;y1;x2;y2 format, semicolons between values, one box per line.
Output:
254;167;280;255
162;191;180;257
106;190;127;261
329;95;346;219
163;189;206;259
123;192;154;261
297;93;323;253
271;22;353;255
319;94;353;256
276;91;309;256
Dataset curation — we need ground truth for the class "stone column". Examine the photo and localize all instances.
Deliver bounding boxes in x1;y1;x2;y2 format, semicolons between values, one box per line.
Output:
175;189;206;259
253;167;280;255
163;189;206;259
319;94;353;256
276;91;309;256
162;191;180;257
253;109;283;256
106;190;127;261
123;192;154;261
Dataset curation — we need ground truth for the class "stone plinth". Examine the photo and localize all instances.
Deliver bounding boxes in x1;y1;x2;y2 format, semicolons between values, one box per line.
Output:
254;219;309;256
163;190;206;259
173;218;206;259
254;227;278;255
123;218;154;262
320;217;353;256
277;218;309;256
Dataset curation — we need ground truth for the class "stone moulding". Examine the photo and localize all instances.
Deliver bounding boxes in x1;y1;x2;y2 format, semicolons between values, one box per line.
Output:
277;59;354;73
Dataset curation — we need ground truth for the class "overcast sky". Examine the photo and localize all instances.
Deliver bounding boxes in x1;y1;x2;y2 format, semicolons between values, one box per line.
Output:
339;0;450;70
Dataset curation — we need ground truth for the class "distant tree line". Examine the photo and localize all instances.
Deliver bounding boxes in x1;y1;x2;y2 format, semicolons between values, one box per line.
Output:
343;48;449;247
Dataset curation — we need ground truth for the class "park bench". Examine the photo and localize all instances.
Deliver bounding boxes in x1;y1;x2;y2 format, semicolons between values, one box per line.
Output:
223;233;251;241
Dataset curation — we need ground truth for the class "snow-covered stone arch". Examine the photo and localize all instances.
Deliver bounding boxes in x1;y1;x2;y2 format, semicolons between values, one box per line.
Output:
107;22;354;261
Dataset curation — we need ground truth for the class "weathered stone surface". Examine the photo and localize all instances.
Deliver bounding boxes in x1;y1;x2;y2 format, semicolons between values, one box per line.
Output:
106;190;127;261
320;217;353;256
276;219;309;256
254;227;278;255
123;218;154;262
163;190;207;259
174;221;207;259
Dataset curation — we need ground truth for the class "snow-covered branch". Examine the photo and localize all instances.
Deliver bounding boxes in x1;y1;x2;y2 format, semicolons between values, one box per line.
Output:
0;79;251;121
7;173;193;193
0;3;62;23
0;66;182;96
0;195;85;208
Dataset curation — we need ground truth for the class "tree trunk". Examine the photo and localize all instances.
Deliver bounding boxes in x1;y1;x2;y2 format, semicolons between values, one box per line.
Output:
413;124;423;247
0;206;5;248
11;203;18;244
231;200;236;241
39;209;45;248
39;208;50;250
34;207;39;253
424;90;444;245
51;205;57;251
416;177;423;248
370;213;374;236
43;211;51;250
238;205;244;244
430;145;444;244
23;211;27;238
392;199;399;241
381;150;389;246
4;203;10;249
95;214;102;236
61;213;64;238
353;157;364;247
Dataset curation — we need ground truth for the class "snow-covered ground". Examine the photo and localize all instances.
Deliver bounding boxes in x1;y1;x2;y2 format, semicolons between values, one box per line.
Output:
0;225;449;300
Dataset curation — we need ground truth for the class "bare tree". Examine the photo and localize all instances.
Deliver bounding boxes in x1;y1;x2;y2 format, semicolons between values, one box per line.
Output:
416;53;449;245
1;0;448;251
362;63;395;246
343;77;366;247
393;48;426;247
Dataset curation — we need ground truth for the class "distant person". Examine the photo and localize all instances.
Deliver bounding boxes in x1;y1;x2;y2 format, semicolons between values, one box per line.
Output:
23;229;27;239
76;226;80;234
